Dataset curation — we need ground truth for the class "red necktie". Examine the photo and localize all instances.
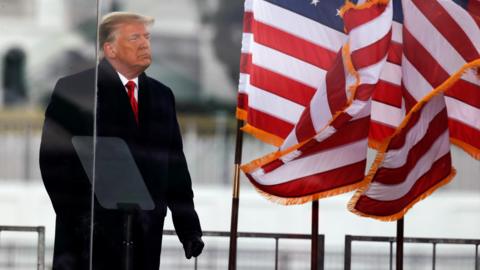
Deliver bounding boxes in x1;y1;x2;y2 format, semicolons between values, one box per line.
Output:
125;81;138;123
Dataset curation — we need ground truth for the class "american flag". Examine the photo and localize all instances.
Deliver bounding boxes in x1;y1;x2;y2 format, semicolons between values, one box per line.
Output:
239;0;393;203
349;0;479;220
237;0;480;212
237;0;348;147
237;0;404;148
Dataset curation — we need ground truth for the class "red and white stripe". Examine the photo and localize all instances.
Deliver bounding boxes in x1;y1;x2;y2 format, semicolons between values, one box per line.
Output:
237;0;346;143
242;1;393;202
402;0;480;157
369;27;404;146
369;0;480;156
349;93;454;220
349;0;480;220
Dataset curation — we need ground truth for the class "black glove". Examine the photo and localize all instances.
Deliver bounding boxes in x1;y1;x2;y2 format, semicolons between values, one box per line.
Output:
182;236;204;259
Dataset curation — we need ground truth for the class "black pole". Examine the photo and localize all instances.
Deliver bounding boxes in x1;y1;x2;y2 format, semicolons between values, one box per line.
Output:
344;235;352;270
123;212;134;270
311;200;319;270
228;119;244;270
396;218;404;270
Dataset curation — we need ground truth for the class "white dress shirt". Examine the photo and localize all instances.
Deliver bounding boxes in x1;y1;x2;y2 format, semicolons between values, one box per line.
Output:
117;72;139;102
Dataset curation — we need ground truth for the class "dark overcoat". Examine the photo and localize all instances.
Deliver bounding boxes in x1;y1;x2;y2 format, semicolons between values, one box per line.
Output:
39;59;202;270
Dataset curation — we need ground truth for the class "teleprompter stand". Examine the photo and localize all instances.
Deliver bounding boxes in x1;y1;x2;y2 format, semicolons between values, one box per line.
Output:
73;136;155;270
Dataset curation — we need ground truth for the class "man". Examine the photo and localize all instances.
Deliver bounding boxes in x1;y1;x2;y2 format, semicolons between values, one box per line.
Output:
40;12;204;269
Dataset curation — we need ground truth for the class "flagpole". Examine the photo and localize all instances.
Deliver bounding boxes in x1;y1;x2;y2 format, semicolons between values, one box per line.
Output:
228;119;244;270
311;200;319;270
396;217;404;270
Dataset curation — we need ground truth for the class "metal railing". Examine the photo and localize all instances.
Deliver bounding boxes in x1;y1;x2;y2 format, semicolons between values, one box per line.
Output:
0;226;45;270
344;235;480;270
164;230;325;270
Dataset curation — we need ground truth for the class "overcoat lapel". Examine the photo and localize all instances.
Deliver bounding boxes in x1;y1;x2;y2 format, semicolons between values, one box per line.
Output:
138;72;151;136
97;59;140;135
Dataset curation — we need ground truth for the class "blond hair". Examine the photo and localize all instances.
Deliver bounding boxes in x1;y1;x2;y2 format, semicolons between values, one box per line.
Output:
99;12;154;50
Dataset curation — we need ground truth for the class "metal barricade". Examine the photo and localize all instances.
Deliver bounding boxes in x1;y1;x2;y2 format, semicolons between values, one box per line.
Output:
0;226;45;270
163;230;325;270
344;235;480;270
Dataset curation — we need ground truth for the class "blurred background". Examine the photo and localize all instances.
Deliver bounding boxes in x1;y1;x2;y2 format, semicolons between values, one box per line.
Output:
0;0;479;269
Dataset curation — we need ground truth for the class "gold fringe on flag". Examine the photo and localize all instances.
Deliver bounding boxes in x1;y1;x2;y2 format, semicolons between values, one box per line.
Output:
339;0;390;17
236;108;248;121
241;123;284;147
251;180;367;206
348;59;480;221
236;108;285;147
348;168;456;221
368;138;384;150
451;138;480;160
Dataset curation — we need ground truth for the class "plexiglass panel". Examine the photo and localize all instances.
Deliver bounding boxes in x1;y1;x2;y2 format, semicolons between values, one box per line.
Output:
0;0;98;269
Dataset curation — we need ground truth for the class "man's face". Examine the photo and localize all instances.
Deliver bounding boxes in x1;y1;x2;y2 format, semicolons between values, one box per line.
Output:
110;21;152;74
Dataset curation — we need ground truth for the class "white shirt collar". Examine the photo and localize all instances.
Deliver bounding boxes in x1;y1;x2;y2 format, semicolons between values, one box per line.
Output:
117;72;139;88
117;72;139;101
